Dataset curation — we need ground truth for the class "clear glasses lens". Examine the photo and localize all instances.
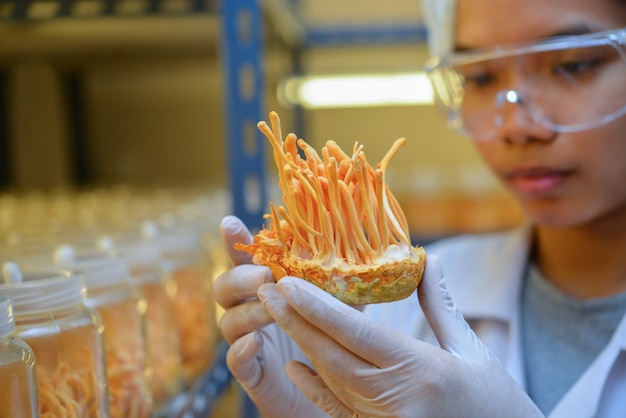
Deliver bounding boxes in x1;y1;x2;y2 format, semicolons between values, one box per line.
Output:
427;38;626;140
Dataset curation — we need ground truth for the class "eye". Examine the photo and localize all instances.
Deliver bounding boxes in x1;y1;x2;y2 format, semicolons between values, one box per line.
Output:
462;71;497;87
553;59;601;76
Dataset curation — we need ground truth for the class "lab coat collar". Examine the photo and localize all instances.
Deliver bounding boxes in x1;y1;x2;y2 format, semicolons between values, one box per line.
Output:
550;314;626;418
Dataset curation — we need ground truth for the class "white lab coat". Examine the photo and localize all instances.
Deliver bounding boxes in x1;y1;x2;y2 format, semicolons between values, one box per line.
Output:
365;227;626;418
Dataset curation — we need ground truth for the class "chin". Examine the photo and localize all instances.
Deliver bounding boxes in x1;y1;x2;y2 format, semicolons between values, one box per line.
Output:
520;198;601;228
517;196;569;226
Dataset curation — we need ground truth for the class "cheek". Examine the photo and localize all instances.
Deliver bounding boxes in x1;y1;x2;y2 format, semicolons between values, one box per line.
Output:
470;128;626;227
579;132;626;212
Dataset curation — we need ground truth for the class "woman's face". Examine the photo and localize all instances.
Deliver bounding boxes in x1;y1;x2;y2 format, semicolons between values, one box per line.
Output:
456;0;626;227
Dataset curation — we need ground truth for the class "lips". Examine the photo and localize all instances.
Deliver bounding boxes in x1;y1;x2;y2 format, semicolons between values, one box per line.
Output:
504;167;573;196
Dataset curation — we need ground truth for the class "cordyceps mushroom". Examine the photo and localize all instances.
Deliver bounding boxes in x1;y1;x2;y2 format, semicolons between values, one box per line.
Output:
235;111;426;304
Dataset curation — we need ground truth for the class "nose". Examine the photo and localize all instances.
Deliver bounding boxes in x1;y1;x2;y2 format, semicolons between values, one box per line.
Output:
494;89;557;145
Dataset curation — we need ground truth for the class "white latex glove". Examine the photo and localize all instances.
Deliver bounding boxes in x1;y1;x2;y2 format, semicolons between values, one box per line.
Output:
256;255;545;418
214;216;325;418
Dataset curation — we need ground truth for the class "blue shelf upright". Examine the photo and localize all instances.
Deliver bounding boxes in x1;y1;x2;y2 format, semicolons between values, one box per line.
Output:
219;0;267;232
219;2;265;417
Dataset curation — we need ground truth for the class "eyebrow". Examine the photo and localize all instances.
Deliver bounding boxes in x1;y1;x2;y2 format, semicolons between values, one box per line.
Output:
454;22;596;52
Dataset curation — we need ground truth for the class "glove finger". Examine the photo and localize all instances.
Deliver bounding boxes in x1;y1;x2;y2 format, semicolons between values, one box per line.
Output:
214;264;275;310
285;361;355;418
226;331;265;388
269;277;426;369
219;299;274;344
258;282;376;379
417;254;492;364
220;215;253;266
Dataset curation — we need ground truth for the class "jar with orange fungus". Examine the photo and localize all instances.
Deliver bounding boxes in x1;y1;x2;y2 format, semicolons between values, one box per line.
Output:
0;262;109;418
53;246;153;418
98;235;182;415
142;220;216;388
0;295;39;418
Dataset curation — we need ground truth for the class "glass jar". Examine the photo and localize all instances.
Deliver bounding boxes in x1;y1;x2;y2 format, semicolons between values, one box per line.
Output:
0;295;39;418
142;221;216;387
0;262;109;417
53;246;153;418
99;235;182;415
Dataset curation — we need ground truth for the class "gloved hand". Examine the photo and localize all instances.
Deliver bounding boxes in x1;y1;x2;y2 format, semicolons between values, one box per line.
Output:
257;255;545;418
214;216;326;418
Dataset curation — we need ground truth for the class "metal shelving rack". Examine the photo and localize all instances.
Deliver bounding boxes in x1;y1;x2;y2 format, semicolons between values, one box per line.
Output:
0;3;267;417
262;0;427;49
0;0;269;229
0;0;427;235
220;0;268;232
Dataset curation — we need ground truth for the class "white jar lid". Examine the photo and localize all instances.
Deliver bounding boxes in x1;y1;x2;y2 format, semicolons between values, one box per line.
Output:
141;220;200;255
0;262;86;316
53;245;130;290
98;235;161;270
0;295;15;338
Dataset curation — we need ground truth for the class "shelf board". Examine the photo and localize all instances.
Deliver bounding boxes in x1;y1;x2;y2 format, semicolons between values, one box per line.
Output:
261;0;427;49
0;0;215;21
304;23;427;48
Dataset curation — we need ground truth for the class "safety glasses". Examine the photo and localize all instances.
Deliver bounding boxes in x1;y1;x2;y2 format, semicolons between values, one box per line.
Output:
424;27;626;140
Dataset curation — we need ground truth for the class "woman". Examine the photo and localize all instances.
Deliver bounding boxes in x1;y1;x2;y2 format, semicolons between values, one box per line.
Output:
214;0;626;416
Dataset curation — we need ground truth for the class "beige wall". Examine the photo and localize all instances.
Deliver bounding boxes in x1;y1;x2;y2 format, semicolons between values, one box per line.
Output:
80;57;227;186
7;62;73;190
296;0;423;25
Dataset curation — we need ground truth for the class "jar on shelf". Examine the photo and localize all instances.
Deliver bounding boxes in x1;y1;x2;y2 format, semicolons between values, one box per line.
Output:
98;235;182;414
142;220;216;387
0;262;109;417
53;245;153;418
0;295;39;418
